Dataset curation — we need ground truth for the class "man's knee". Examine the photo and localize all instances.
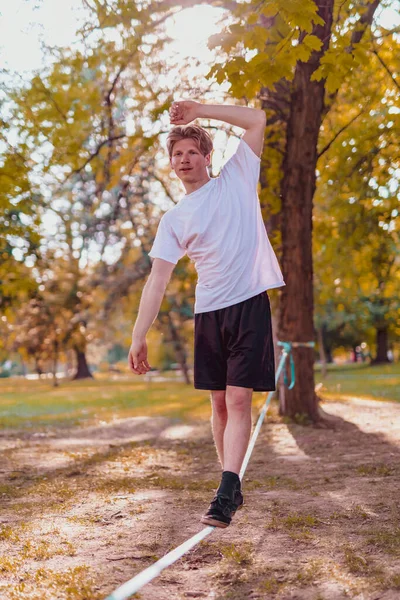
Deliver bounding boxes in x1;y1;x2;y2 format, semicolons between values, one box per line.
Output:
210;390;227;418
226;385;252;414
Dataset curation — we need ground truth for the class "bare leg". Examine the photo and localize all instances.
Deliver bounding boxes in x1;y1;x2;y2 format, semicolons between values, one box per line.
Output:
223;385;253;474
210;390;227;468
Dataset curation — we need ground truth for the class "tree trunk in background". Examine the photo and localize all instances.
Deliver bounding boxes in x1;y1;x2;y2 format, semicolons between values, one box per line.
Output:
72;346;93;380
322;323;333;365
166;312;191;385
372;326;390;364
35;357;43;377
52;339;59;387
321;323;334;363
278;0;334;422
352;346;358;363
317;326;327;379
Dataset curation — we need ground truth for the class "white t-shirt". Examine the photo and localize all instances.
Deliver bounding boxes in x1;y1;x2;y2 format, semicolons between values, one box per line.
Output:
148;137;286;314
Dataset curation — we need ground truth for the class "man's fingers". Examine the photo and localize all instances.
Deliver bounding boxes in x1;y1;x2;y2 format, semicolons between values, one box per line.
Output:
128;347;151;375
129;351;140;374
130;360;148;375
130;361;143;375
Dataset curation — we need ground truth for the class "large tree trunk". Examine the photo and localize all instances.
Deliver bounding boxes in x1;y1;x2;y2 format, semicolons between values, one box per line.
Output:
72;346;93;380
371;325;390;364
277;0;334;422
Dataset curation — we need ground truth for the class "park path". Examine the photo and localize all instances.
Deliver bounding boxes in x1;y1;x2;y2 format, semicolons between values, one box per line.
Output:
0;395;399;599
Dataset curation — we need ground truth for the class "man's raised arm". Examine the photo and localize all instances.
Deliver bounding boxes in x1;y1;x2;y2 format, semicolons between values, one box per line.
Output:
169;100;266;157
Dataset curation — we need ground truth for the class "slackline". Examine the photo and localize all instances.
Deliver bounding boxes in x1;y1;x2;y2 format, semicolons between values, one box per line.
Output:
105;340;315;600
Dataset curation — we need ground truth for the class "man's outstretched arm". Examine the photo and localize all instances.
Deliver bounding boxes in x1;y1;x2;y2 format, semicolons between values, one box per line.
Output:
199;103;265;131
169;100;266;157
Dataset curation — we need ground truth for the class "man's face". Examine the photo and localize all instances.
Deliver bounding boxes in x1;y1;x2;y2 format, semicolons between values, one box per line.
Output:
170;138;211;183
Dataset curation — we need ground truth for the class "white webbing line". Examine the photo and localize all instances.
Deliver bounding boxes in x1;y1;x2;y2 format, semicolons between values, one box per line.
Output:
105;347;290;600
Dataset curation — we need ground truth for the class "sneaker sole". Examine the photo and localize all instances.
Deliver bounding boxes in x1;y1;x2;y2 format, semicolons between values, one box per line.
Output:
200;516;230;528
200;495;244;528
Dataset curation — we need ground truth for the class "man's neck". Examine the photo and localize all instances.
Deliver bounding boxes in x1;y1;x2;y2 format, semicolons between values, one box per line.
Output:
184;176;211;195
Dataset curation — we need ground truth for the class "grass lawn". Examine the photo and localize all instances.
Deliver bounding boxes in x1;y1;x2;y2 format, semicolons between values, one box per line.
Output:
314;361;400;403
0;362;398;431
0;378;212;430
0;362;399;599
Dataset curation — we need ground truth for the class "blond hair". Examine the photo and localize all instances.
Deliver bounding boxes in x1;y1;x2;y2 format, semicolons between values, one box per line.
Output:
166;124;213;159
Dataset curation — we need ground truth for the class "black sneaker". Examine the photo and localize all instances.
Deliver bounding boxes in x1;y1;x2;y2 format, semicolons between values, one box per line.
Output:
200;490;244;528
233;489;244;514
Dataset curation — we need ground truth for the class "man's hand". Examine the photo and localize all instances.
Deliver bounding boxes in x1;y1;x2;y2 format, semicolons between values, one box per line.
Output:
169;100;200;125
128;338;151;375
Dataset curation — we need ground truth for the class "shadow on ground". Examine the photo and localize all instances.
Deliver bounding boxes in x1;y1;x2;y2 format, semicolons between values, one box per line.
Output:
0;397;400;600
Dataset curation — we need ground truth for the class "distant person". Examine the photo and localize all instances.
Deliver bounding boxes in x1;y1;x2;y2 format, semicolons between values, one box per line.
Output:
128;100;285;528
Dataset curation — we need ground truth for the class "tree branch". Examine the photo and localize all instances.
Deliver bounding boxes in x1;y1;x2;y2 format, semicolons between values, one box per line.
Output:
371;47;400;91
69;134;126;176
317;107;365;160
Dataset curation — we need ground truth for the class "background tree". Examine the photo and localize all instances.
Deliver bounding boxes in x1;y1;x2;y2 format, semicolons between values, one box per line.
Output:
205;0;399;420
1;0;398;393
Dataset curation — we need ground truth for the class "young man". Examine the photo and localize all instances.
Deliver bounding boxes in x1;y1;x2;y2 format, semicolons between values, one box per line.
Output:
128;100;285;528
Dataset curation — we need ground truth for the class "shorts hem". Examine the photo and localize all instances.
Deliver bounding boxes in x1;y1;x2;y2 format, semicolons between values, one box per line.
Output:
194;382;226;390
226;380;276;392
194;381;276;392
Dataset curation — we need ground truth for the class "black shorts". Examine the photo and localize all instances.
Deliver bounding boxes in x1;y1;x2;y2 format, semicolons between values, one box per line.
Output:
194;291;276;392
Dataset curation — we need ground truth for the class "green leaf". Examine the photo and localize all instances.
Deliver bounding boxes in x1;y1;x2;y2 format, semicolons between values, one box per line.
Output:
261;2;279;17
295;44;312;63
302;34;323;52
295;15;314;33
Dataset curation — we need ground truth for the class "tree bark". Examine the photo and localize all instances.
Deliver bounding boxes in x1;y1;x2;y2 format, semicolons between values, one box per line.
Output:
372;326;390;364
352;346;358;363
277;0;335;422
72;346;93;380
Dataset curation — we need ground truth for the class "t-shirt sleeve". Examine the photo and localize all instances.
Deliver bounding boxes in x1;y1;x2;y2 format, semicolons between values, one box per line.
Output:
219;137;261;192
148;213;186;265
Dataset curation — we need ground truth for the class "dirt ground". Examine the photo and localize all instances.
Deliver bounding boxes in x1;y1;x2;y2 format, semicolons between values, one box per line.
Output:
0;395;400;600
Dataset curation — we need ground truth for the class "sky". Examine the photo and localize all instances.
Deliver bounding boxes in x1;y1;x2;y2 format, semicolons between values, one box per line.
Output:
0;0;86;72
0;0;228;73
0;0;399;74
